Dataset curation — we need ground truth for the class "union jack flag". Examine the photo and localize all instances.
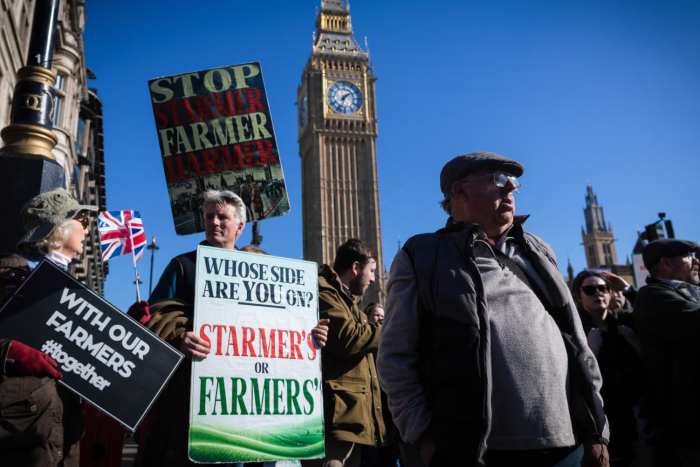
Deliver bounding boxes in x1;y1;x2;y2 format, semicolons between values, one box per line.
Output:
98;211;147;262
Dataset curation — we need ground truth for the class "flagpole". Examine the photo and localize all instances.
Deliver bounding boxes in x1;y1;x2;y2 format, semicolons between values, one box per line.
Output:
128;219;141;302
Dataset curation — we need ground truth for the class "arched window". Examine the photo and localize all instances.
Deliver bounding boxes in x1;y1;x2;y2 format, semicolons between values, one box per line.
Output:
52;74;65;127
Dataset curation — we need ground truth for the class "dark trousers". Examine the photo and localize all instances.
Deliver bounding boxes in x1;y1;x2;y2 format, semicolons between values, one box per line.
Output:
485;445;583;467
398;443;583;467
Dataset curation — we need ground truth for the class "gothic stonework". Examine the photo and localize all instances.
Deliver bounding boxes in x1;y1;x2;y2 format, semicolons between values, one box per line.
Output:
582;184;618;268
298;0;385;305
581;184;633;284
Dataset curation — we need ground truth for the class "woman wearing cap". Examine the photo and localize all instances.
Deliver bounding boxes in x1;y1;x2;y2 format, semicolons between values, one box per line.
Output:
573;271;644;467
0;187;96;467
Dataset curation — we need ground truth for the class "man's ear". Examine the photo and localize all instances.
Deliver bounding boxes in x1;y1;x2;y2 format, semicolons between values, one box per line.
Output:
452;181;468;203
351;260;361;277
659;257;671;271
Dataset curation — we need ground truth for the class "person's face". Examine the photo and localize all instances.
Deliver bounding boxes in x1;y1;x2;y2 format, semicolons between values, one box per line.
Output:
579;276;611;315
62;219;89;258
204;203;244;250
349;259;376;296
456;169;518;232
367;307;384;323
663;253;700;285
609;289;626;310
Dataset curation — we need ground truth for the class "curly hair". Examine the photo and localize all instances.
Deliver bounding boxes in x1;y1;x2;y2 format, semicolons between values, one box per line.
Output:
18;219;75;256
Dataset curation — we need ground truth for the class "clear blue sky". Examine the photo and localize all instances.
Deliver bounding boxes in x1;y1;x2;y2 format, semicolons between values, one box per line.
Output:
82;0;700;312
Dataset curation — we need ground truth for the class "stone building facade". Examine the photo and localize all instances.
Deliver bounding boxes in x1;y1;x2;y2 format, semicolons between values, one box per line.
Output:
0;0;108;294
297;0;385;305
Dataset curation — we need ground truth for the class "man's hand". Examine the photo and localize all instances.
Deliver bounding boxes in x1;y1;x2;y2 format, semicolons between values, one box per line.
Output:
587;328;603;357
418;433;436;466
7;341;62;379
127;300;151;325
582;440;609;467
178;331;210;360
311;319;330;348
601;272;630;292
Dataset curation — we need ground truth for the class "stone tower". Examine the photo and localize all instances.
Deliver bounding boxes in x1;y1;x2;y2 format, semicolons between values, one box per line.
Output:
297;0;385;304
582;184;618;268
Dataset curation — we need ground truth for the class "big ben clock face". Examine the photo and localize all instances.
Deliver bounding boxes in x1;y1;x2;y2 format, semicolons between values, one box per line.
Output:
327;81;362;114
300;94;307;127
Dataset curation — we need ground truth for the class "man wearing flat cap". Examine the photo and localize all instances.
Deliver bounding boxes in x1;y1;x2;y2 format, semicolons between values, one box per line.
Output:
378;152;609;466
634;239;700;466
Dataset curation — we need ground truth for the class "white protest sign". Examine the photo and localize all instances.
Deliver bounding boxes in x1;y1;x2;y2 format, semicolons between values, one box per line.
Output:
189;246;323;463
633;253;650;288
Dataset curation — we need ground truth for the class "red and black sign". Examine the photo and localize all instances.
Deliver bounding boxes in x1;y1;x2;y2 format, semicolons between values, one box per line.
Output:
148;62;290;235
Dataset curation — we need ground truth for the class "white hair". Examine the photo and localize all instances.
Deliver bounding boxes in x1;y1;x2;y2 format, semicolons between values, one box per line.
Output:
202;190;246;224
19;219;75;255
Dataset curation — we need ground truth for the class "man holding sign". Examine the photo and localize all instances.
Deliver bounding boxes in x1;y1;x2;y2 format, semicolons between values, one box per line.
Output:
137;189;328;466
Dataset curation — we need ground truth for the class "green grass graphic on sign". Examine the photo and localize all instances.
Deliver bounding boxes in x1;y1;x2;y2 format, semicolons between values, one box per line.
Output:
190;417;324;462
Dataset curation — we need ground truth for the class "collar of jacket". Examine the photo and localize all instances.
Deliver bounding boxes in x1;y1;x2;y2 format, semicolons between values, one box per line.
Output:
647;276;679;288
440;215;530;233
648;275;695;289
319;264;359;307
646;275;699;296
437;215;531;253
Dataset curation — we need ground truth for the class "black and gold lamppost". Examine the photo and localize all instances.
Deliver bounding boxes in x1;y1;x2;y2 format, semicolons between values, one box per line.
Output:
0;0;65;251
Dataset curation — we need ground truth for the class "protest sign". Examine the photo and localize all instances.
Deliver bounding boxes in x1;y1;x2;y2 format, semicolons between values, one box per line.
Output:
0;260;183;431
148;62;290;235
189;246;323;463
632;253;650;288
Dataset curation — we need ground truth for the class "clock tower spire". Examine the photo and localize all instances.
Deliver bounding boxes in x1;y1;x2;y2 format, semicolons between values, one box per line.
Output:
298;0;385;305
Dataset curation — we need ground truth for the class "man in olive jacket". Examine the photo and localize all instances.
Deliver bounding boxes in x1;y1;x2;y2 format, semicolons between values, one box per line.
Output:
634;239;700;467
303;239;386;467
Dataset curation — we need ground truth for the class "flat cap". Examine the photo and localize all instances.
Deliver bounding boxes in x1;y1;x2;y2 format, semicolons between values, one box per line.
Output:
642;238;698;269
440;152;525;194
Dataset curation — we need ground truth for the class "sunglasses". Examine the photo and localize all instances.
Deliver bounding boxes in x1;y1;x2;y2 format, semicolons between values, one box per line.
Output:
74;212;90;229
462;171;522;194
581;285;609;296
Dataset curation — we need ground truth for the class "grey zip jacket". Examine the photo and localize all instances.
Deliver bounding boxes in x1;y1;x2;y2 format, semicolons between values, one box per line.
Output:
377;217;609;465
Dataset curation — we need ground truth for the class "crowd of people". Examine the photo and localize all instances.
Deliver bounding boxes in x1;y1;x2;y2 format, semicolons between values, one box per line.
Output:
0;152;698;467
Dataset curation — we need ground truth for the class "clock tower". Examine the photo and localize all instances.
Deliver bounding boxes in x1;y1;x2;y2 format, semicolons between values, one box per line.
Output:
297;0;385;304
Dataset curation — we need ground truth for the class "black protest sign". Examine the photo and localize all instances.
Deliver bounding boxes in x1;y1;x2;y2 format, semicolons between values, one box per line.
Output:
148;62;291;235
0;260;183;431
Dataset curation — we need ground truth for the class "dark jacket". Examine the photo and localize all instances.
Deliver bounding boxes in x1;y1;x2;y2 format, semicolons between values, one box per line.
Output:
634;276;700;447
591;310;643;456
318;265;386;447
401;220;607;466
149;243;205;305
139;299;194;467
0;253;84;467
141;245;262;467
140;246;198;467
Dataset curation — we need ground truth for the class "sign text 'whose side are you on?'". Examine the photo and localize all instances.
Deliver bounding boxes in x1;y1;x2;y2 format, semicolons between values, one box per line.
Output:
200;255;315;309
